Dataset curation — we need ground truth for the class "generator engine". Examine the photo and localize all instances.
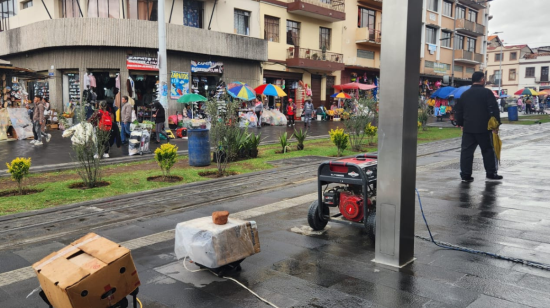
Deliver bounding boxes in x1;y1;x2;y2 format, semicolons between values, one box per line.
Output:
323;186;374;223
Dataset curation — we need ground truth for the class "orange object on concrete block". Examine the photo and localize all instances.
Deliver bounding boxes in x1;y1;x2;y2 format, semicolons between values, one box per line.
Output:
212;211;229;225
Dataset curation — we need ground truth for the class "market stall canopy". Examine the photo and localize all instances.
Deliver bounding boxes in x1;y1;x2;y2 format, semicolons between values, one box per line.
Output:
0;65;48;80
333;83;377;91
177;93;207;104
331;92;352;99
514;88;539;96
226;82;256;101
430;86;456;99
449;86;471;99
539;89;550;95
254;84;287;97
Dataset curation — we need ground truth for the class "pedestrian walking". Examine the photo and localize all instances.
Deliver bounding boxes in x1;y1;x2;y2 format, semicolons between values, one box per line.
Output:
455;71;502;182
517;97;523;112
153;102;170;143
303;100;314;129
525;97;532;114
287;99;296;126
254;99;263;129
31;96;51;145
120;96;132;144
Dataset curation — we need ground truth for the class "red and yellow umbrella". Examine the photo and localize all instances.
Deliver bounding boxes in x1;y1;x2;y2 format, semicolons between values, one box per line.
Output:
254;84;287;97
514;88;539;96
331;92;352;99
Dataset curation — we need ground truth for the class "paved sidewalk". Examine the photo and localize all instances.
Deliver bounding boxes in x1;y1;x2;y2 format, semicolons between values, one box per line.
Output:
1;125;550;307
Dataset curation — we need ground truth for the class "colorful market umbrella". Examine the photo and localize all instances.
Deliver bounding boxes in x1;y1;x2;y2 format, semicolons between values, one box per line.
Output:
333;83;377;91
177;93;207;119
514;88;539;96
254;84;287;97
449;86;471;99
226;82;256;101
538;89;550;95
430;86;456;99
331;92;352;99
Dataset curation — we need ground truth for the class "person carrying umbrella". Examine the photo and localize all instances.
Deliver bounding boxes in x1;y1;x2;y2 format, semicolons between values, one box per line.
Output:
455;71;503;182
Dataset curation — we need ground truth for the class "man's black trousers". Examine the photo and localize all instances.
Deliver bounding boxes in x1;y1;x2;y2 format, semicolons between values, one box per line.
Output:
460;131;497;178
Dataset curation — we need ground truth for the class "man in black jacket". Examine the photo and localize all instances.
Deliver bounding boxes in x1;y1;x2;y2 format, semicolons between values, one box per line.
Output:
455;71;502;182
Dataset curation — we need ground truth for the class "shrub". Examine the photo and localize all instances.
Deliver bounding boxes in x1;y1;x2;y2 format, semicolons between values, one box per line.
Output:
329;128;349;157
344;95;378;151
418;98;430;131
279;131;292;153
235;128;251;159
154;143;178;180
6;157;31;195
248;133;262;158
206;96;240;176
293;128;307;150
365;123;378;145
418;121;422;130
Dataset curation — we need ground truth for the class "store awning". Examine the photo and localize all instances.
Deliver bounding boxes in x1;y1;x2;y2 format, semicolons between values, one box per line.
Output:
0;65;48;80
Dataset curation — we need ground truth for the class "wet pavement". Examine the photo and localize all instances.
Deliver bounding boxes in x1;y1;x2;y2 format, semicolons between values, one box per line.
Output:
1;124;550;307
0;120;341;171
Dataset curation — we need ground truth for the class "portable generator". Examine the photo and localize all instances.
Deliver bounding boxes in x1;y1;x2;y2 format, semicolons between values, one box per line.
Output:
307;154;377;240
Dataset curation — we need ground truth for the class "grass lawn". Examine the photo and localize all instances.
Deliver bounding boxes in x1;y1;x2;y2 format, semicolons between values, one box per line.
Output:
501;114;550;125
0;127;461;216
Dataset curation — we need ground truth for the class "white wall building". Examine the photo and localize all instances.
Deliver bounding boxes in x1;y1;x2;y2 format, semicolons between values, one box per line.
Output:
518;53;550;92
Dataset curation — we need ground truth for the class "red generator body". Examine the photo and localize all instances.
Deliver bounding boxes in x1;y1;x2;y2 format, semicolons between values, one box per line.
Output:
308;154;378;240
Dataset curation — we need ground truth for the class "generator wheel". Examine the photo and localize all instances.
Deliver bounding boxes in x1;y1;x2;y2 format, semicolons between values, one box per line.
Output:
307;200;329;231
365;210;376;241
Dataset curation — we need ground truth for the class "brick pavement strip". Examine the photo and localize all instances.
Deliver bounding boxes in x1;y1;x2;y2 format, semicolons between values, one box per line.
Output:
0;193;318;288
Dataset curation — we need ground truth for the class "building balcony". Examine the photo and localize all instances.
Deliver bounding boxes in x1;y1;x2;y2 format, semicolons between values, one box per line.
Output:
286;47;345;71
455;19;485;37
0;18;267;61
286;0;345;22
535;76;550;83
355;27;381;47
458;0;487;10
454;49;483;64
488;75;501;85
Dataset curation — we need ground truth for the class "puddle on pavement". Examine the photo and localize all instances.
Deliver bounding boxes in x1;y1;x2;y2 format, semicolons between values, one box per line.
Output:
290;225;331;236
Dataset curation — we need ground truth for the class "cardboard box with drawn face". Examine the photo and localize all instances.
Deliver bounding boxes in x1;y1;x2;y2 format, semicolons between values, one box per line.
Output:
32;233;140;308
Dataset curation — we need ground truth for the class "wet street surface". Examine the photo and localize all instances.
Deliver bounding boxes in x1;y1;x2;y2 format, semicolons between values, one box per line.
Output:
1;124;550;307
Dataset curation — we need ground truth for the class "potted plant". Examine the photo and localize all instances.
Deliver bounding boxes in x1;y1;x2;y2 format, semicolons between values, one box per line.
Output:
294;128;307;150
312;53;319;60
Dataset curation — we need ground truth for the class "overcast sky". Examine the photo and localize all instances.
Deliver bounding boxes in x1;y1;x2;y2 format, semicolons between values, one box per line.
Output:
489;0;549;47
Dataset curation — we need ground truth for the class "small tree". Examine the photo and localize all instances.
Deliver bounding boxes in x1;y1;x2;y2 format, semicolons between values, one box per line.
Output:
154;143;178;180
6;157;31;195
344;95;378;151
418;98;430;131
206;96;240;176
329;128;349;157
365;123;378;145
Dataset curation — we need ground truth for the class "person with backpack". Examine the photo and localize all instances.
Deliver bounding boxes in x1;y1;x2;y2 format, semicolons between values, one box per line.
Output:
303;99;314;129
254;99;263;129
88;101;113;158
286;98;296;127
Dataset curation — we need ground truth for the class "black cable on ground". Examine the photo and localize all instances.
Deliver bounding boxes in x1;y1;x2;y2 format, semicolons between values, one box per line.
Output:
415;189;550;271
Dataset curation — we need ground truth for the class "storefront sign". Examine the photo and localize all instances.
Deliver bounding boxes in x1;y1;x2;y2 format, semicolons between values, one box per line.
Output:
433;63;447;74
191;61;223;73
126;56;159;71
170;71;190;100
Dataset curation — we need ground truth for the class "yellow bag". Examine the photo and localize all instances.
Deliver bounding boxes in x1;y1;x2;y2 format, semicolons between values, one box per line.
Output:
116;109;120;122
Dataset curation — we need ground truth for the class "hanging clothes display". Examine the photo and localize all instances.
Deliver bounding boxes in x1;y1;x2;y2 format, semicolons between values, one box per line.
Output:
127;77;136;98
88;74;97;88
84;74;90;89
115;74;120;89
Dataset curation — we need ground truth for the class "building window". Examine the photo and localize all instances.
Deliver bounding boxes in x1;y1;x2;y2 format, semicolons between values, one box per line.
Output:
442;1;453;17
1;0;17;18
89;0;122;18
454;65;463;72
320;27;331;50
425;27;437;45
427;0;438;12
494;53;501;61
21;0;32;9
234;9;250;35
132;0;157;20
357;49;375;59
542;67;549;81
61;0;80;17
441;31;452;48
425;61;434;68
455;5;465;19
264;15;279;42
286;20;300;46
510;52;517;61
467;10;477;23
525;67;535;77
455;34;464;50
466;37;476;52
509;69;516;81
466;67;475;75
184;0;203;28
358;7;376;29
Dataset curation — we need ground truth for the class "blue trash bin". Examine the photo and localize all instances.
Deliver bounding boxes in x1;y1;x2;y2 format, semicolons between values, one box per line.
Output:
507;105;518;121
188;129;211;167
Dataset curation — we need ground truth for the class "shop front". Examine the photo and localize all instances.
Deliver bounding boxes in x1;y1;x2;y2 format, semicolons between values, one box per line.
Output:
263;70;304;116
190;61;225;99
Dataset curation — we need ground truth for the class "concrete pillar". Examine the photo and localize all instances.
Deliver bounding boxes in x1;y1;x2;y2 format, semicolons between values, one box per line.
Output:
374;0;423;268
48;68;62;112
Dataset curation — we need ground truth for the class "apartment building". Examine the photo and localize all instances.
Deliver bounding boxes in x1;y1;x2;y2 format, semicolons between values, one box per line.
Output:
518;53;550;92
0;0;267;114
259;0;345;108
420;0;489;90
486;44;532;95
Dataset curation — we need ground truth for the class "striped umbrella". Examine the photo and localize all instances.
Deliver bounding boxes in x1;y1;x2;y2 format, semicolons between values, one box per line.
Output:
331;92;352;99
226;82;256;101
254;84;287;97
514;88;539;96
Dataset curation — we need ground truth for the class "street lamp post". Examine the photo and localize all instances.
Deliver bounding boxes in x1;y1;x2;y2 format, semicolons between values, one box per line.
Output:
493;31;504;96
